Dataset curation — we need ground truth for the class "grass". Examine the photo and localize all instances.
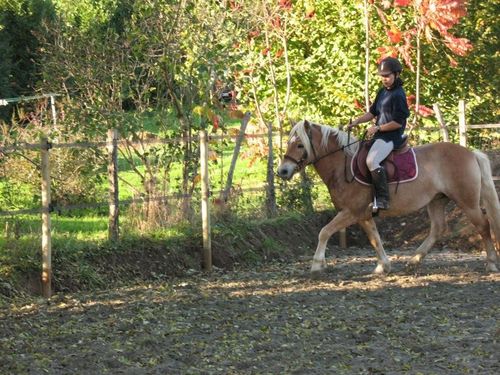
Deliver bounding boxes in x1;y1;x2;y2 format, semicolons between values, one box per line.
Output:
116;139;267;200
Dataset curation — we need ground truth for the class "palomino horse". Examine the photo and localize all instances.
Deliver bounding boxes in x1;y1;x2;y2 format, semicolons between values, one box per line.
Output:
277;120;500;274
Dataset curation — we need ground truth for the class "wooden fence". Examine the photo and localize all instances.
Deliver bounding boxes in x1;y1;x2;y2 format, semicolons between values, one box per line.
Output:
0;113;258;296
1;99;498;297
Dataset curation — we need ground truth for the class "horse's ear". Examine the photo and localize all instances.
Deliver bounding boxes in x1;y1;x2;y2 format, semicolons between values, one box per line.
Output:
303;119;310;129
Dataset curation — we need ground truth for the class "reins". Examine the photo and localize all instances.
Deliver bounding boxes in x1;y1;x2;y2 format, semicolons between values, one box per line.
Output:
309;129;365;164
309;129;366;183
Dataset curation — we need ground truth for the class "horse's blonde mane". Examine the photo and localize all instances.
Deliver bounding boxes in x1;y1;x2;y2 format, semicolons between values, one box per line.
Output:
290;120;359;157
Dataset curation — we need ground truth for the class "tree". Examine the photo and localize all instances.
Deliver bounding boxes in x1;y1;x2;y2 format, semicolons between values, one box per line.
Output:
0;0;55;121
38;0;247;224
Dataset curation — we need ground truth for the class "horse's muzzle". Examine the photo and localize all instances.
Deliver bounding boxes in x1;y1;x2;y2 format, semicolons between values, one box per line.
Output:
277;163;295;180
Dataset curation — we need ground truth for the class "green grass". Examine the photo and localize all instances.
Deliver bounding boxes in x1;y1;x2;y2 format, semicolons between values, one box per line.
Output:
0;215;109;249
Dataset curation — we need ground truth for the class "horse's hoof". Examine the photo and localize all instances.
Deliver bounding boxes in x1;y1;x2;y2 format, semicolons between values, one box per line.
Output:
409;254;424;265
311;260;328;278
373;263;390;275
486;263;499;273
311;259;326;271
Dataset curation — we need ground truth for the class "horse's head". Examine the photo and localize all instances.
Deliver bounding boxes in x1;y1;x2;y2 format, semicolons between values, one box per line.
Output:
277;120;358;180
277;120;320;180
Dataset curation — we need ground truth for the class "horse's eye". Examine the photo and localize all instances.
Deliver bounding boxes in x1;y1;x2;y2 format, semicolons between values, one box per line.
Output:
297;144;304;149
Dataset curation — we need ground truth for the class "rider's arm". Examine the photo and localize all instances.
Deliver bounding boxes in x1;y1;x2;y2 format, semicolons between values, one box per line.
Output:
350;112;375;128
376;120;402;132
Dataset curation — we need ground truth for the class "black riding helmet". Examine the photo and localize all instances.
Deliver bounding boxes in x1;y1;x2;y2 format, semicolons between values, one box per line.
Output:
378;57;403;75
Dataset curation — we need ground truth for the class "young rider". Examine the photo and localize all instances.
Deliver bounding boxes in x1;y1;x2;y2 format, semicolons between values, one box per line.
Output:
348;57;410;210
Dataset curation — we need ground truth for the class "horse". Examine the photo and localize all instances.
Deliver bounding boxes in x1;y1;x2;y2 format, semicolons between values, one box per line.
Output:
277;120;500;275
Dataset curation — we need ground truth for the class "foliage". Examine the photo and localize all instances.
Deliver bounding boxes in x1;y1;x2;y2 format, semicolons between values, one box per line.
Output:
374;0;472;67
0;97;106;210
277;170;317;213
0;0;55;121
0;0;497;231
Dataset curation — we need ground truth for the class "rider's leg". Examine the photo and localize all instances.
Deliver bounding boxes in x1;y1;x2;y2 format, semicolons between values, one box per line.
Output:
366;139;394;210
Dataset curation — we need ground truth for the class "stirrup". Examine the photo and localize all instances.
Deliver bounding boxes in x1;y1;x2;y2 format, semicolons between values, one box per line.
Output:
372;197;379;213
372;196;389;213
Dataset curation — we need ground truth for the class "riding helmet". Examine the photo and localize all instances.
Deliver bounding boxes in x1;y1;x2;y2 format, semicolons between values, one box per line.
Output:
378;57;403;75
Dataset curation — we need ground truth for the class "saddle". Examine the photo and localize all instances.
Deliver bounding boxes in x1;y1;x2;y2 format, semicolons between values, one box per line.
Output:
351;137;418;185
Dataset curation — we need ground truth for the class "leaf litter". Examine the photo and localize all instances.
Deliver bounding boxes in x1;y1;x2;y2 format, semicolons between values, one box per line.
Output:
1;245;499;374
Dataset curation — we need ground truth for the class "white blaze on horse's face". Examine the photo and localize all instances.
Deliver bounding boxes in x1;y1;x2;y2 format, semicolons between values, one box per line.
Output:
277;135;305;180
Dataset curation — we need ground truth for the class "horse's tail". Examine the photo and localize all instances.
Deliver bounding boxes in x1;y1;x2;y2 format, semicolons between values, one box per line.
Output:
474;150;500;249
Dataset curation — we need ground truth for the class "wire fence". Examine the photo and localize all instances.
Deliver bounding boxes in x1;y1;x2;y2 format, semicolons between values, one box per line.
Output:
0;133;274;216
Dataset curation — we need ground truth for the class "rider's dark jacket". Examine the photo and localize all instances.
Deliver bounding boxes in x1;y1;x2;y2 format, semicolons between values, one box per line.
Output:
369;85;410;148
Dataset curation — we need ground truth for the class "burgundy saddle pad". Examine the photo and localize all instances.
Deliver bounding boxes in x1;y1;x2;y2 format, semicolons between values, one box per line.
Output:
351;141;418;185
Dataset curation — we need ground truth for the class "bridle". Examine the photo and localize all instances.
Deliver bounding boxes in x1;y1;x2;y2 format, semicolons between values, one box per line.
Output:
283;124;318;171
283;124;362;179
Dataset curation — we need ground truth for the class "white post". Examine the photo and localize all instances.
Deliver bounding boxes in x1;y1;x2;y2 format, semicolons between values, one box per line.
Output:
200;130;212;271
50;95;57;128
459;100;467;147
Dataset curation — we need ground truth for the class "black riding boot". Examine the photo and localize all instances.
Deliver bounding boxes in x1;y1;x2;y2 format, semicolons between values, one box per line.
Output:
371;167;390;210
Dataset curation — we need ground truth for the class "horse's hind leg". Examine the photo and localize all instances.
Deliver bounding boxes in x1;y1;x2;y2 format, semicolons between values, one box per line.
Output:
461;206;499;272
358;218;391;274
408;195;449;267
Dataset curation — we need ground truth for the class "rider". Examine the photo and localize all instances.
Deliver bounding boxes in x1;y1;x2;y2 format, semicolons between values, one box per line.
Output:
348;56;410;210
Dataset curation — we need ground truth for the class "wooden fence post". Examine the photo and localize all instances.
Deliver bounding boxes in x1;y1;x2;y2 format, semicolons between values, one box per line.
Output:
458;99;467;147
266;121;277;217
40;137;52;298
433;103;450;142
199;130;212;271
107;129;119;241
339;229;347;248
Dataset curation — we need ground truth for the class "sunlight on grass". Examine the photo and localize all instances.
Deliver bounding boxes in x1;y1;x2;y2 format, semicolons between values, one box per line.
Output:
0;215;109;245
52;216;108;241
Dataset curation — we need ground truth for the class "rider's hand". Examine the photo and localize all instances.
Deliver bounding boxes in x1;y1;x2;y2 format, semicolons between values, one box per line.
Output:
347;121;357;130
367;125;378;136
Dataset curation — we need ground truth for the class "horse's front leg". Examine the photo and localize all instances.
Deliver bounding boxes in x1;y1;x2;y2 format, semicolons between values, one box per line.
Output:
358;218;391;274
311;210;357;275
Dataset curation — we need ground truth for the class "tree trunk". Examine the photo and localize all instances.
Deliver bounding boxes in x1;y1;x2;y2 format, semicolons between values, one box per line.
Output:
414;27;421;127
222;111;251;202
107;128;119;241
166;73;193;220
364;0;371;111
300;169;314;214
250;73;277;218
